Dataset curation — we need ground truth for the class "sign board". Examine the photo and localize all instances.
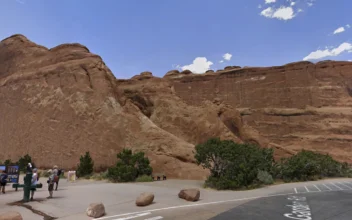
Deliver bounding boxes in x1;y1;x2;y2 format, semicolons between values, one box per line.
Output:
6;165;20;183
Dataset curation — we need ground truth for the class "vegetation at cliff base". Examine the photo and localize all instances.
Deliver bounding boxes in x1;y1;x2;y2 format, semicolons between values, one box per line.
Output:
195;138;351;190
107;148;153;182
77;151;94;177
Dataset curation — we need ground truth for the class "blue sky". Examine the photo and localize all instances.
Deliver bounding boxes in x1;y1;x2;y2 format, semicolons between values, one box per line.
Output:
0;0;351;79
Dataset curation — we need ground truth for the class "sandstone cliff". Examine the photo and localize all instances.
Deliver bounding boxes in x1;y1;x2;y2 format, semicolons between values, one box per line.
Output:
170;61;352;163
0;34;351;180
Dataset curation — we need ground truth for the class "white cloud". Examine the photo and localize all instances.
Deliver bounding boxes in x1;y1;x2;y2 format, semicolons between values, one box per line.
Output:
346;24;351;28
303;42;352;61
265;0;276;4
223;53;232;61
219;60;224;63
291;2;296;6
307;2;313;7
258;4;262;9
260;6;295;20
297;8;303;13
180;57;213;73
333;27;345;35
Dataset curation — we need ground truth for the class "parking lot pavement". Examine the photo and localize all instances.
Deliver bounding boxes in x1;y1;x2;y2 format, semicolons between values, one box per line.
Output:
211;189;352;220
2;178;352;219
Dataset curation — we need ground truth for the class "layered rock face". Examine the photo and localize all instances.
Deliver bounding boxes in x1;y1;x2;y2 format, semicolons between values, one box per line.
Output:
171;61;352;163
0;35;210;179
0;35;256;179
1;34;351;180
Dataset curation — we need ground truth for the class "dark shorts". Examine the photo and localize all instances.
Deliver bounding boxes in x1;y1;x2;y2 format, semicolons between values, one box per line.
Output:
0;182;6;186
48;183;54;191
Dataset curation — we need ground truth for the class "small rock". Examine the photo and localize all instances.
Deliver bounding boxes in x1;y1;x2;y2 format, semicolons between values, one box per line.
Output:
0;211;23;220
86;203;105;218
178;188;200;202
136;192;154;206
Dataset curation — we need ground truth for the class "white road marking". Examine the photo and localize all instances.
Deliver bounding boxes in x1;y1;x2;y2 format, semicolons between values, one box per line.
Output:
337;182;352;190
294;188;298;194
304;186;310;192
322;184;332;190
342;181;352;187
144;217;163;220
112;212;151;220
313;185;321;192
330;182;343;190
95;183;352;220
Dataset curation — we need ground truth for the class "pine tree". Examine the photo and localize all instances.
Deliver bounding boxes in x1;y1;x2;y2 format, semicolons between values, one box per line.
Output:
77;151;94;177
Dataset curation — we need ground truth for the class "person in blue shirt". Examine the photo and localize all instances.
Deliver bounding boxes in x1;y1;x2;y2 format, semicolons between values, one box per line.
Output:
0;170;8;194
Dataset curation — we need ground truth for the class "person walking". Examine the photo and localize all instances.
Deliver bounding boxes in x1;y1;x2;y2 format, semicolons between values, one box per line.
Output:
30;168;38;201
47;170;54;199
53;165;60;191
0;170;8;194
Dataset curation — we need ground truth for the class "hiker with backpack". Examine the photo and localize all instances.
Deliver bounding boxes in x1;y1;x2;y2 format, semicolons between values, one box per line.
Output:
52;165;61;191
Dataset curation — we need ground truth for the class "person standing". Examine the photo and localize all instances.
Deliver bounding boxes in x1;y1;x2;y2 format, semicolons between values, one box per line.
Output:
47;170;54;199
30;168;38;201
0;170;8;194
53;165;59;191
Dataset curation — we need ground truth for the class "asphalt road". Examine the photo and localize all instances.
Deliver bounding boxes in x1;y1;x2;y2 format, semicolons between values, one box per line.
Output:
2;178;352;219
96;180;352;220
211;183;352;220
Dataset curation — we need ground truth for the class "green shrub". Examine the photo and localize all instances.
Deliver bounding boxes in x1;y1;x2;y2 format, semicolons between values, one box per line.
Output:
136;175;153;182
195;138;274;190
257;170;274;185
107;149;153;182
18;154;32;172
77;151;94;177
280;150;350;182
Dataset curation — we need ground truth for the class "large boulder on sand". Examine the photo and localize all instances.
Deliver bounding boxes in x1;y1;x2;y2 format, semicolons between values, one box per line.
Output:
0;211;23;220
178;188;200;202
136;192;154;206
86;203;105;218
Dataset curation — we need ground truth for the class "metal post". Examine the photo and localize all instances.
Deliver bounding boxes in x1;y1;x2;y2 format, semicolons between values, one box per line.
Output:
23;172;32;202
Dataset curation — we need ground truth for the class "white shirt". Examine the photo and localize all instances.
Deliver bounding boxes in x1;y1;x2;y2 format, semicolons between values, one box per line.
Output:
32;173;38;185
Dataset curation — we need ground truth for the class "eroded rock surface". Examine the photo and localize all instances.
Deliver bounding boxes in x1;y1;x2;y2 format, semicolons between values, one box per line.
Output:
1;34;351;181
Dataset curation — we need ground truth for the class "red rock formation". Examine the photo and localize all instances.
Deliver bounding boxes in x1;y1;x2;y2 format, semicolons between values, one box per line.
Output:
1;34;351;180
170;61;352;163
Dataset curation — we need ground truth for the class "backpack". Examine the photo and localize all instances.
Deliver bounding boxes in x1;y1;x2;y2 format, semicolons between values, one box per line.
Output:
57;169;62;176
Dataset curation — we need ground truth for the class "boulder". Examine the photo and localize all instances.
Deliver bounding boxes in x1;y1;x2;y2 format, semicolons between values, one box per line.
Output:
178;188;200;202
136;192;154;206
0;211;23;220
86;203;105;218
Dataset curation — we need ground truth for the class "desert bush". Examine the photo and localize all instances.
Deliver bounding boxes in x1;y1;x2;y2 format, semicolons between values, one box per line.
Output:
135;174;153;182
280;150;351;182
18;154;32;172
257;170;274;185
195;138;274;190
107;149;153;182
77;151;94;177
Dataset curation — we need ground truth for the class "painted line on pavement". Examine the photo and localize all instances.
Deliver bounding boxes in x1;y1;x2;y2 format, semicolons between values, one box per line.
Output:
322;183;332;191
304;186;310;192
294;188;298;194
113;212;151;220
331;182;343;190
337;182;352;190
313;184;321;192
95;188;352;220
144;217;163;220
